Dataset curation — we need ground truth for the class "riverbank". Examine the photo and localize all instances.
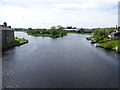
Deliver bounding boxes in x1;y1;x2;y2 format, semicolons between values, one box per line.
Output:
86;37;120;53
99;40;120;53
67;32;93;35
3;37;28;49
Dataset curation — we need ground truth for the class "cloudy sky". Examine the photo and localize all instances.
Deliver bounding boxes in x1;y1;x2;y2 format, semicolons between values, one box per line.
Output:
0;0;119;29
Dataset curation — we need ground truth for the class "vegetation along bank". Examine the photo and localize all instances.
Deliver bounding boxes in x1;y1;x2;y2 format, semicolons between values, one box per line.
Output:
3;37;28;49
86;27;120;53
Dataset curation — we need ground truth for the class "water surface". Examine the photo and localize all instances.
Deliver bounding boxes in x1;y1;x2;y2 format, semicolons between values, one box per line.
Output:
2;31;119;88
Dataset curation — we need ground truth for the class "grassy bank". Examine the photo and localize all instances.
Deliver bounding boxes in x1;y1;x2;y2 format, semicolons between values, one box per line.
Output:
3;37;28;49
99;40;120;53
67;32;93;35
86;36;120;53
86;36;108;41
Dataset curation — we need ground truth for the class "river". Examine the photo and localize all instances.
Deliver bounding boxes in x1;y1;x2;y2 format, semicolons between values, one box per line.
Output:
2;31;119;88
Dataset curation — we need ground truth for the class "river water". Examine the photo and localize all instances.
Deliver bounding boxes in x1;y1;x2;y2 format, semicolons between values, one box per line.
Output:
2;31;119;88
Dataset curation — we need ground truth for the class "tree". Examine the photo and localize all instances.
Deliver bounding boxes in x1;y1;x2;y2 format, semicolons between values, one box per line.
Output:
50;26;56;30
28;28;32;30
67;26;72;29
77;29;81;33
80;28;84;33
57;25;62;29
73;27;76;29
51;30;58;36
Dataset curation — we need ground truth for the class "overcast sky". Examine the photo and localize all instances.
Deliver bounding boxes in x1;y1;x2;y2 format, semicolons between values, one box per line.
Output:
0;0;119;29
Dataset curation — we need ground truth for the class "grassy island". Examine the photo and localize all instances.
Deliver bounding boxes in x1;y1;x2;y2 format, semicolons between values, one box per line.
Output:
86;28;120;53
3;37;28;49
26;29;67;38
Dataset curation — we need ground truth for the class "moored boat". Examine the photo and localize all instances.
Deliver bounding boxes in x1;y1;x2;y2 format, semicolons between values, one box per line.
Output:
91;39;96;44
94;43;100;47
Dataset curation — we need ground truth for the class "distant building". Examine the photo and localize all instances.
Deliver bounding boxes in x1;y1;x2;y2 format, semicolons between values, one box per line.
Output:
0;22;14;48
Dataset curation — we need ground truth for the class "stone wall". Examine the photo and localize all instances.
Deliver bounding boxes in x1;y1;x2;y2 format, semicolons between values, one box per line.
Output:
0;29;14;48
0;22;14;48
0;30;2;52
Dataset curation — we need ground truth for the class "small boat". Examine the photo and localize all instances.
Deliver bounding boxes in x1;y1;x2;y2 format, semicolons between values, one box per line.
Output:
94;43;100;47
91;39;96;44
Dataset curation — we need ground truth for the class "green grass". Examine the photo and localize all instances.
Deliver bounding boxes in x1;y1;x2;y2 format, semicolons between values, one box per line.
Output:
67;32;92;35
15;38;28;44
86;36;108;41
99;40;120;52
86;37;94;40
86;36;120;53
3;38;28;49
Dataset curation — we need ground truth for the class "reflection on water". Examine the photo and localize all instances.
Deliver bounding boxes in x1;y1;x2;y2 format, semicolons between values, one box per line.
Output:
2;31;119;88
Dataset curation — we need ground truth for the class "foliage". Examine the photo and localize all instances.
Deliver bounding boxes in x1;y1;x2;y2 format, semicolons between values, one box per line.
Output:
93;29;108;37
27;29;67;38
66;26;73;29
28;28;32;30
86;28;116;42
92;27;115;37
86;37;94;40
15;37;28;44
77;28;92;34
86;27;120;52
